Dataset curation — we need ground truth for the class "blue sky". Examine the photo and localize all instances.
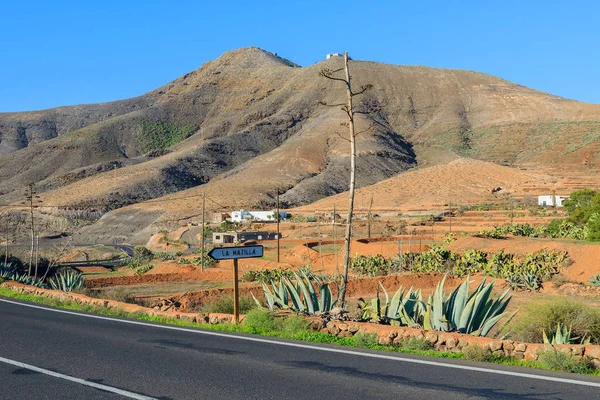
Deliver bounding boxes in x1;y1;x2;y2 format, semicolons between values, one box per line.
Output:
1;1;598;112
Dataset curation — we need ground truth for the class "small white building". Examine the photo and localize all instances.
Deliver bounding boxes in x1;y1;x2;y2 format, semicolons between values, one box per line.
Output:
538;195;569;207
326;53;342;59
231;210;288;223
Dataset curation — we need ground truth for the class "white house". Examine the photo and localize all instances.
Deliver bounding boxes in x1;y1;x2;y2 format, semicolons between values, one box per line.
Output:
538;195;569;207
231;210;288;223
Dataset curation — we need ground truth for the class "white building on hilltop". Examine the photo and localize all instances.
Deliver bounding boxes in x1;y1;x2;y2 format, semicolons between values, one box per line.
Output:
231;210;288;223
538;195;569;207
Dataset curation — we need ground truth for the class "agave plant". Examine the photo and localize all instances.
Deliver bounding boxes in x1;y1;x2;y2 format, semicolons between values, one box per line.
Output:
423;275;516;337
0;262;20;279
543;323;589;345
254;270;336;315
359;282;424;326
48;270;85;292
8;272;47;288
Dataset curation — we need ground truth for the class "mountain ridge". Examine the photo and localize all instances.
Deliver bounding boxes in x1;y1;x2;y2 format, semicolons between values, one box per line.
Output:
1;47;600;241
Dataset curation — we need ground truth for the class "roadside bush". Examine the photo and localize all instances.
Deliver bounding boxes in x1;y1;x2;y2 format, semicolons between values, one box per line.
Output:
397;337;434;351
353;332;378;347
281;315;309;336
201;295;256;314
508;299;600;344
537;349;594;374
463;345;493;362
243;308;280;334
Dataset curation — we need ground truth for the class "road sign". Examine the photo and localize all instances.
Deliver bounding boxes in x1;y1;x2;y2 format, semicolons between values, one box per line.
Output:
207;245;263;260
206;245;264;325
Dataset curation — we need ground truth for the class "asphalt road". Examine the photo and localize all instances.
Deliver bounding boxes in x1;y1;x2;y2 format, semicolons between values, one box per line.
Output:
0;298;599;400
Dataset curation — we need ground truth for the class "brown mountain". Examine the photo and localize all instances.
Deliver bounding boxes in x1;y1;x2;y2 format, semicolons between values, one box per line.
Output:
1;47;599;242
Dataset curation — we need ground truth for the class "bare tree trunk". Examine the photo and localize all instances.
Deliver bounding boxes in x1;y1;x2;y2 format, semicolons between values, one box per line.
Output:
4;217;8;266
337;51;356;308
28;185;35;276
34;234;40;278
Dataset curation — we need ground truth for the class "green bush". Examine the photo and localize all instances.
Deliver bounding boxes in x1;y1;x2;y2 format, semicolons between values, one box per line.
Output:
508;299;600;344
281;315;309;335
463;345;493;362
243;308;280;334
589;274;600;287
201;295;256;315
537;349;593;374
353;332;378;347
397;337;434;351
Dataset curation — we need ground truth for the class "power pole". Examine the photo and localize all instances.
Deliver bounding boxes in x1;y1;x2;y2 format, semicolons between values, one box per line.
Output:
201;192;205;272
276;187;280;263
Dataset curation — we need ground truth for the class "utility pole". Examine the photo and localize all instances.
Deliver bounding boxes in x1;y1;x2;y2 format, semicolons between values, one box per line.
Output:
201;193;205;272
276;187;280;263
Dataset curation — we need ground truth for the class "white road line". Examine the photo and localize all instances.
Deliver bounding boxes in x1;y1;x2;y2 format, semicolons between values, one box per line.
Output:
0;355;157;400
2;297;600;388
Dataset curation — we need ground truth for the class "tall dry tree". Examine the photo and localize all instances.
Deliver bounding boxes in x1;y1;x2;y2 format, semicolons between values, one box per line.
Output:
319;51;373;308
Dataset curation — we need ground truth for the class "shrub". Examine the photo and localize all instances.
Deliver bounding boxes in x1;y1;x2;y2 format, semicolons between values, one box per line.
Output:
397;337;433;351
243;308;280;334
508;299;600;344
463;345;493;362
281;315;309;335
201;295;256;314
353;332;378;348
537;349;593;374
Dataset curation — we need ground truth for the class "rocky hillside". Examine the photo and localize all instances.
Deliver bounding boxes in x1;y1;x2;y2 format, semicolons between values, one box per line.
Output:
1;47;600;241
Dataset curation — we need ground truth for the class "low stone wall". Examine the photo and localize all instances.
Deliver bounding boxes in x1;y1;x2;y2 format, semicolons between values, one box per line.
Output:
5;281;600;368
307;318;600;368
1;282;243;324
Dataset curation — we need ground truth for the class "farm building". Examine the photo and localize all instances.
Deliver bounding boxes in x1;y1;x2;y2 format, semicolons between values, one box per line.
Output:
231;210;287;223
538;195;569;207
212;231;281;245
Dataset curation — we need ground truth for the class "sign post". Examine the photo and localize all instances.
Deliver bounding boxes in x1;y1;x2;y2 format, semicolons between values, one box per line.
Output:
208;245;264;324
